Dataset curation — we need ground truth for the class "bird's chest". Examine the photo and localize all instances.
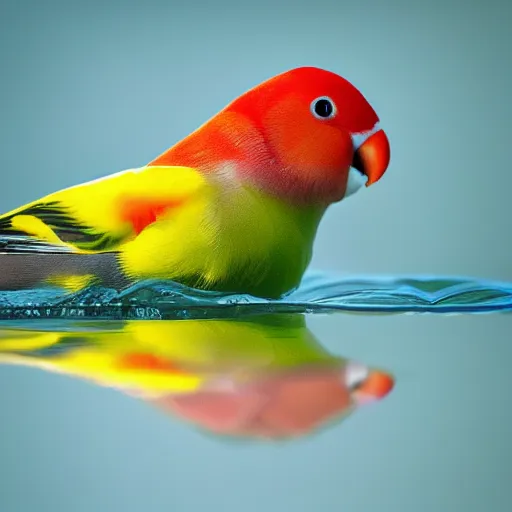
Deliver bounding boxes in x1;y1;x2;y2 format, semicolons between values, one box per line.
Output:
193;192;316;298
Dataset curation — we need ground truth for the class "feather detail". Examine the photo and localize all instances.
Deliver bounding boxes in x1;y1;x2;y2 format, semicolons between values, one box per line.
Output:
0;166;206;253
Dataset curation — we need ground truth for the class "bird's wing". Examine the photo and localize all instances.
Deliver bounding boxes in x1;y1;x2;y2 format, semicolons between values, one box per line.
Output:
0;166;207;253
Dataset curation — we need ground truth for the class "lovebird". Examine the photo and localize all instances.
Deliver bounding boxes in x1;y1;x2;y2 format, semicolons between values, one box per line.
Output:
0;314;394;439
0;67;390;298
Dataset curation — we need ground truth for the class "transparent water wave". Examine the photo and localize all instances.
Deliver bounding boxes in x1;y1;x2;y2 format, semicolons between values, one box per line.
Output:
0;270;511;320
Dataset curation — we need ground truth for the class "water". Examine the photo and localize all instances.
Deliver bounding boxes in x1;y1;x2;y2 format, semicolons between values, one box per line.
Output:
1;270;511;320
0;273;510;510
1;293;510;511
0;313;394;440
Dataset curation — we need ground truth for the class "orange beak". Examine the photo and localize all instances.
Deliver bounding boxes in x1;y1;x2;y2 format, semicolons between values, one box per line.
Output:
353;370;395;405
352;129;391;186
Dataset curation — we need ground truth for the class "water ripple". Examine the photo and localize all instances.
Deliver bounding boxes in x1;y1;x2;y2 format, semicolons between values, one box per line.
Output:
0;271;511;320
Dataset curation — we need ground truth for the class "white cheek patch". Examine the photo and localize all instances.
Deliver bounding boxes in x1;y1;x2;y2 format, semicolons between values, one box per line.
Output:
344;362;370;390
351;121;381;151
343;167;368;198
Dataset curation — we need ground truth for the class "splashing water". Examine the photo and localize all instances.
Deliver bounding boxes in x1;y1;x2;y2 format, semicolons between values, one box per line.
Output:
0;270;511;320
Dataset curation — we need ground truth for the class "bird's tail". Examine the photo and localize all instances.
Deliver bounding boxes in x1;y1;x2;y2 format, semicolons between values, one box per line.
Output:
0;247;130;292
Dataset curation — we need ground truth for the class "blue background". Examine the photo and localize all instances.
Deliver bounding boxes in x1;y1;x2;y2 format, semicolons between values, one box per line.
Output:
0;1;511;511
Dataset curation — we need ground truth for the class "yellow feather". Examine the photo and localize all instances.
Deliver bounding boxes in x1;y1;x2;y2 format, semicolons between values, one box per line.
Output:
48;166;207;238
10;215;66;246
0;164;324;297
45;274;97;292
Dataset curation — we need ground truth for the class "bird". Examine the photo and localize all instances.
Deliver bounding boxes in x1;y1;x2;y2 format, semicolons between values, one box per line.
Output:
0;314;394;440
0;66;390;299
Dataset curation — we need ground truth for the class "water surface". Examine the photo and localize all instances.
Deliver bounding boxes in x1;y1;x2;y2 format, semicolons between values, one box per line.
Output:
1;271;511;320
0;306;510;512
0;314;394;440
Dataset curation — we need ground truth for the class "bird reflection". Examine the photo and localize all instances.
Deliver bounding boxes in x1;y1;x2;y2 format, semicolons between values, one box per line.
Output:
0;314;394;440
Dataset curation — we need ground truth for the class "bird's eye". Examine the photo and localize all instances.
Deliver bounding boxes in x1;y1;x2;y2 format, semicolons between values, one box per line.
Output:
310;96;336;120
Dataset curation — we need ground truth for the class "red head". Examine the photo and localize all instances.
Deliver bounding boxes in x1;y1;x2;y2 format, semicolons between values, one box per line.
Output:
150;67;390;205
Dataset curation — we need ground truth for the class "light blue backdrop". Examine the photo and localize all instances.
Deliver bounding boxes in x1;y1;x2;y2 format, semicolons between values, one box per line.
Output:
0;1;510;511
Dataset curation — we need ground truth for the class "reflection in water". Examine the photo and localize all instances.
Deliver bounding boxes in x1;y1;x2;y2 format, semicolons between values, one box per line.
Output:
0;314;393;440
